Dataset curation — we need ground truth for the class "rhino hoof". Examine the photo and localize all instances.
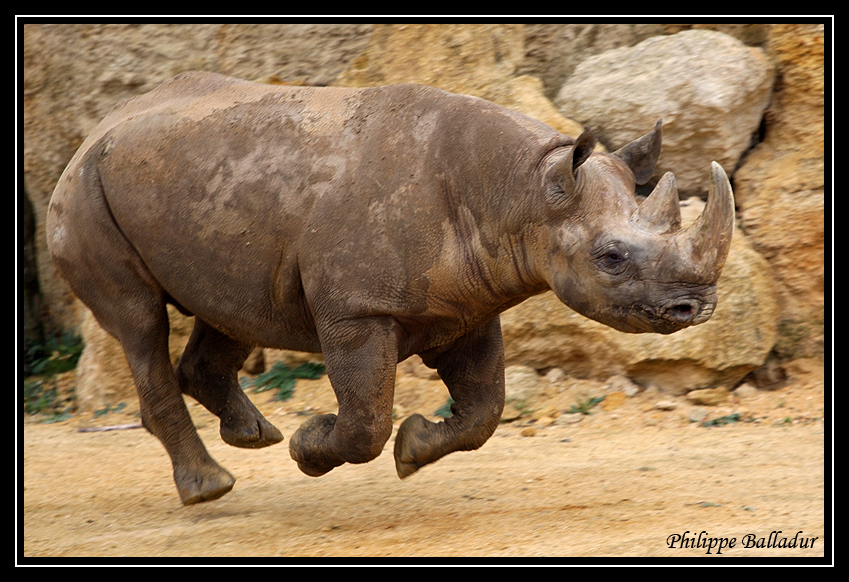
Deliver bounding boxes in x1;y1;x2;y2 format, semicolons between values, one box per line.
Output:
393;414;430;479
174;463;235;505
220;417;284;449
395;458;424;480
289;414;344;477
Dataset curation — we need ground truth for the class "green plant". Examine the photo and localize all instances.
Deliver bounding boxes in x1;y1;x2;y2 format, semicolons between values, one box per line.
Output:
23;333;83;420
24;378;57;415
701;413;742;427
568;395;606;415
434;397;454;418
25;332;84;377
24;377;74;421
94;402;127;417
243;361;326;401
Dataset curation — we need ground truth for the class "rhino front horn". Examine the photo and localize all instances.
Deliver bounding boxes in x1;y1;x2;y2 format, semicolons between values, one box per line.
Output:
678;161;736;282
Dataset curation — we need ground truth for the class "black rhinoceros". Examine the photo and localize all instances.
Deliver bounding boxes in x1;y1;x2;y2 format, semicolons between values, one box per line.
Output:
47;72;734;504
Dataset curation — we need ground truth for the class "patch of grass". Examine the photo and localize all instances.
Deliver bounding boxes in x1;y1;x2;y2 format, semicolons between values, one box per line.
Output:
24;377;58;415
25;332;84;377
24;377;75;420
23;333;83;420
701;413;742;427
242;361;326;401
94;402;127;417
568;395;606;415
434;397;454;418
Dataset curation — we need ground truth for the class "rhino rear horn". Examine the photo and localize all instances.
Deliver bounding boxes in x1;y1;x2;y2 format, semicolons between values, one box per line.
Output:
613;119;662;185
630;171;681;234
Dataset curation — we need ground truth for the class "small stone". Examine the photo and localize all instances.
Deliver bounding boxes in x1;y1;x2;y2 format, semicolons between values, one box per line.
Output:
554;413;584;425
520;427;537;437
688;408;709;423
655;400;677;410
601;391;626;411
505;365;543;402
546;367;568;383
733;383;759;399
686;386;730;406
501;403;524;422
606;375;641;396
531;406;558;420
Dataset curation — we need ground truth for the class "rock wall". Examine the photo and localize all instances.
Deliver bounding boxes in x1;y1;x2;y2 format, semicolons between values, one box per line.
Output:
21;23;826;411
734;24;826;359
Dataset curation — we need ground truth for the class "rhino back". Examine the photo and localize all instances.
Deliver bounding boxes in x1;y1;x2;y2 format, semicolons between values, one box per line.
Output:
79;72;562;352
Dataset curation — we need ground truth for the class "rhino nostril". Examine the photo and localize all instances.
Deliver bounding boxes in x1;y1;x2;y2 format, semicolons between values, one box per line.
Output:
669;302;697;322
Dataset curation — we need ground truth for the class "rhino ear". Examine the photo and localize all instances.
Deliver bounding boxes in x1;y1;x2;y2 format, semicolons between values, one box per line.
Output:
545;126;597;208
613;119;662;185
570;126;597;173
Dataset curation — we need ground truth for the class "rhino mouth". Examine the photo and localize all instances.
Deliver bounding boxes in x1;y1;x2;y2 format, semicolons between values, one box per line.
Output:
620;290;718;334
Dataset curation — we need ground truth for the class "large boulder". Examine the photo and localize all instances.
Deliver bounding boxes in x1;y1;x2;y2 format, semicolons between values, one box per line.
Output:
554;29;774;197
520;24;770;100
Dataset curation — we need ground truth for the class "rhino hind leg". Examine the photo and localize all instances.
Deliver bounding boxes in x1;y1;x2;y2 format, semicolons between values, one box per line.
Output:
394;318;505;478
47;179;234;505
68;272;235;505
175;318;283;449
121;304;236;504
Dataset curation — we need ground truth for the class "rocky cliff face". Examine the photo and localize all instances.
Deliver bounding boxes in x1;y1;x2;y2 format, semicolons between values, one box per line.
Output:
22;23;826;411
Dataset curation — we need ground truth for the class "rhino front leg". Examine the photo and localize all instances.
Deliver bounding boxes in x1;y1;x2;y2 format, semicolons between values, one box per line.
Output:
394;317;505;478
175;318;283;449
288;317;398;477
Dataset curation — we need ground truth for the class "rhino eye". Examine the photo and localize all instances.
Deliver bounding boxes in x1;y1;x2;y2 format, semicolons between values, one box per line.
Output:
594;243;630;273
602;251;627;270
605;251;624;263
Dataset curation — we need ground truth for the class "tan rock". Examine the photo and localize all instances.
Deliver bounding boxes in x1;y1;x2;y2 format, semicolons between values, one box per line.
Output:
686;386;730;406
601;392;626;411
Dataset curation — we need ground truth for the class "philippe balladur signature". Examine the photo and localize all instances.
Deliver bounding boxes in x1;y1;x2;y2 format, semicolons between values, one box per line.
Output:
666;530;819;555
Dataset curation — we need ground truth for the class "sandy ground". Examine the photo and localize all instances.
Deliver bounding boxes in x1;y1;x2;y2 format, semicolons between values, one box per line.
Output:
21;358;828;561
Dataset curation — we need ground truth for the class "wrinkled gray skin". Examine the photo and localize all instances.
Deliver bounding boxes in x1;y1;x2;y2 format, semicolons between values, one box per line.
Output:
47;72;734;505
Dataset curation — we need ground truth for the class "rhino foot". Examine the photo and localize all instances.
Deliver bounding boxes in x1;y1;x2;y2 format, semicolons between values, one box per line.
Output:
220;414;284;449
288;413;345;477
174;461;235;505
394;413;436;479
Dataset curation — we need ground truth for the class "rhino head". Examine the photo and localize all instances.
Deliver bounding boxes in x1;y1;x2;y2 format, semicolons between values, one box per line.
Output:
538;120;734;334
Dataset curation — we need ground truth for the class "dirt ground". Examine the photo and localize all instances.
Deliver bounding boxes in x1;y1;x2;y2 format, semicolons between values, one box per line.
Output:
21;357;828;561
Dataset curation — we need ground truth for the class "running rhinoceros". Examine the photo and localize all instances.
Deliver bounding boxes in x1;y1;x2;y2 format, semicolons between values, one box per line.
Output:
47;72;734;504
